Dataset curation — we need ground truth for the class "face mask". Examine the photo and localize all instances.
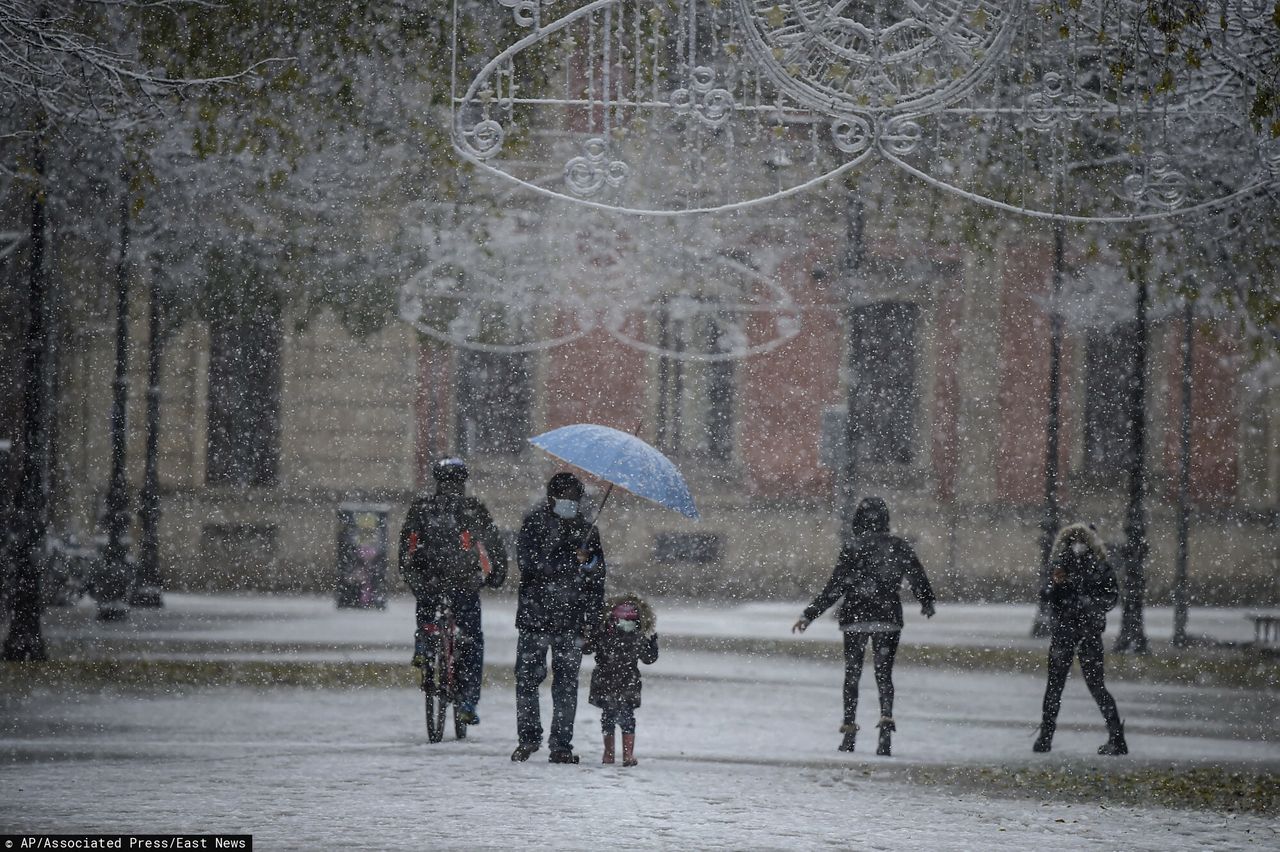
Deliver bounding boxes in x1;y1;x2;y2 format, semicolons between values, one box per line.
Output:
1071;542;1087;556
552;498;579;519
615;619;637;633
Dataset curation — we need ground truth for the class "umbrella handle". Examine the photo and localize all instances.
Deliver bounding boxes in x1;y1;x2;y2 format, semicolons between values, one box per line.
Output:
579;480;615;554
576;421;638;555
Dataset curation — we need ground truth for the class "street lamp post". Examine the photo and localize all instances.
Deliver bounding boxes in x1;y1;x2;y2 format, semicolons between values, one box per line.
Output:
130;268;165;608
95;167;135;621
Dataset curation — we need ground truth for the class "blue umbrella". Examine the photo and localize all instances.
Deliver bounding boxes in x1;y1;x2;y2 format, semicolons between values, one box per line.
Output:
528;423;699;520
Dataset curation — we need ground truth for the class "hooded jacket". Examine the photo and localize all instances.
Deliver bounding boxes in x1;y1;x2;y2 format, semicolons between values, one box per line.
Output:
803;497;934;630
587;593;658;710
1041;522;1118;634
515;502;607;635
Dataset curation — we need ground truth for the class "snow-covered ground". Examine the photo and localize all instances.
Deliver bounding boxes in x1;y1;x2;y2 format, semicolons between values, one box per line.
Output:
5;593;1274;844
0;686;1272;850
34;593;1276;660
3;672;1276;849
4;596;1278;849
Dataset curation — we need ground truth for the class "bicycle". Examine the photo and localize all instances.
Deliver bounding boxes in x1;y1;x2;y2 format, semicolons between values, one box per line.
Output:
419;596;467;743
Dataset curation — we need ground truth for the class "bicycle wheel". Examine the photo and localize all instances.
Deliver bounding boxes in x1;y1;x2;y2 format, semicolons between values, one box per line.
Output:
424;646;446;744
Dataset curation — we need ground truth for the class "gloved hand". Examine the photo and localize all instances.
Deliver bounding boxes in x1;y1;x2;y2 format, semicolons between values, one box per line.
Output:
791;617;810;634
921;602;936;619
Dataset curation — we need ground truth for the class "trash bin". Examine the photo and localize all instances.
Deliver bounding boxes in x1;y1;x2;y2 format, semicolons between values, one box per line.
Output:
335;502;391;609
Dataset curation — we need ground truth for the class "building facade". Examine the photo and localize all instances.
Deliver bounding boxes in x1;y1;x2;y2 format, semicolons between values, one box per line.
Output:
32;216;1280;607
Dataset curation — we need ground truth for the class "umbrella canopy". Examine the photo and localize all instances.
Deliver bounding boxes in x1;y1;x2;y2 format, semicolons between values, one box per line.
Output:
529;424;699;520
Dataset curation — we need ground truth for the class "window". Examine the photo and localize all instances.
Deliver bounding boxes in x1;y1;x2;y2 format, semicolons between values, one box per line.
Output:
1084;322;1136;473
206;302;281;486
656;308;735;463
455;349;532;456
848;301;918;465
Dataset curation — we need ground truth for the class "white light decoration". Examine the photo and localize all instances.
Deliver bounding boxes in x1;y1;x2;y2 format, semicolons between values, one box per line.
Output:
400;201;804;355
451;0;1280;220
601;246;804;361
398;264;600;353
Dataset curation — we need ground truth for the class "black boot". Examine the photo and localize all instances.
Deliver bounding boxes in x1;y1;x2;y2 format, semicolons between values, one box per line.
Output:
876;717;894;756
511;742;540;762
548;749;580;764
1032;721;1055;753
1098;721;1128;756
838;723;858;753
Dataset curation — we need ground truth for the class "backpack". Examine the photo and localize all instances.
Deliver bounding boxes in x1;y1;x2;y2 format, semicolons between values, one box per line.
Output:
402;496;483;595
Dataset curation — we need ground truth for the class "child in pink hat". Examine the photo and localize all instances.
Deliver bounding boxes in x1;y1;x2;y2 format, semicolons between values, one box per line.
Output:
586;594;658;766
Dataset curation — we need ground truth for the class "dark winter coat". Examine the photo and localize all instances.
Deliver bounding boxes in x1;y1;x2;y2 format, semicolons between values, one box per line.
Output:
588;593;658;710
398;492;508;597
803;497;934;630
1041;523;1117;635
515;503;606;635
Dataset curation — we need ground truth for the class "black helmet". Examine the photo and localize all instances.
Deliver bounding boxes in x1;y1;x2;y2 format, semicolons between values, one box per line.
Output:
432;457;469;484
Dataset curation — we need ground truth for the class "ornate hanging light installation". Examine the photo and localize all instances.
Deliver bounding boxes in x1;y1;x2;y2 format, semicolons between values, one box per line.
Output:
451;0;1280;220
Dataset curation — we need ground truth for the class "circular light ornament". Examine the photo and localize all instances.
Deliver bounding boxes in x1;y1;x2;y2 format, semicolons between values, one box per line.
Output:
399;266;596;353
734;0;1020;117
603;251;803;362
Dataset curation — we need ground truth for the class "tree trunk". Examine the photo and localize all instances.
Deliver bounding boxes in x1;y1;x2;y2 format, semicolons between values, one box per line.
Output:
655;297;671;450
1114;238;1150;654
1032;220;1065;637
3;137;50;662
96;166;134;621
1172;295;1194;647
840;192;865;552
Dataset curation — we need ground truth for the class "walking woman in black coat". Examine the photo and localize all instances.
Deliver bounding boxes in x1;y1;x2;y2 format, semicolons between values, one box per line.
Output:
792;497;935;755
1033;522;1127;755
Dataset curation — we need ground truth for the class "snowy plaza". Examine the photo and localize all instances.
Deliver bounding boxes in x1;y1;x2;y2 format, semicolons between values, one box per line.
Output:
3;596;1279;849
3;2;1280;849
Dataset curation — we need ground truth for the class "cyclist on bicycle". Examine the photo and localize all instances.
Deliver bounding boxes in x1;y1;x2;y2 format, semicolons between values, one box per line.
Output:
399;457;508;726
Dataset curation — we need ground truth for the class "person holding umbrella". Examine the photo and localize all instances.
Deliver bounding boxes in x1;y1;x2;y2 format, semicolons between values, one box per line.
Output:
511;472;606;764
513;423;698;763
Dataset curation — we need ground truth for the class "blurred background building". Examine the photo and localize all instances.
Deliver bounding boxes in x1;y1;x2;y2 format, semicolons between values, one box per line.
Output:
11;203;1274;606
